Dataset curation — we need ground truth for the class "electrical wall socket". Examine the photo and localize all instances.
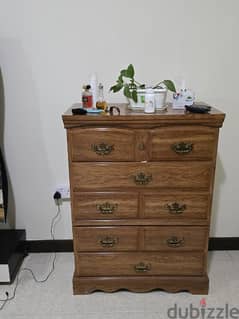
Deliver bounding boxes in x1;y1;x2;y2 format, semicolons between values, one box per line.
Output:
55;185;70;199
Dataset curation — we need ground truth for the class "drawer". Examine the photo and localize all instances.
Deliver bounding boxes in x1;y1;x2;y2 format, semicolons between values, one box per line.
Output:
72;192;138;221
150;126;218;161
69;128;136;161
71;162;212;191
76;252;204;276
143;226;208;251
73;227;138;251
142;193;209;220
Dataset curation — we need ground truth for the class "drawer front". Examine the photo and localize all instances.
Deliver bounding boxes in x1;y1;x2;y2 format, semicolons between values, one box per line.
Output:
143;226;208;251
69;128;136;161
150;126;218;161
72;192;138;221
73;227;138;251
76;252;204;276
71;162;212;191
142;193;209;220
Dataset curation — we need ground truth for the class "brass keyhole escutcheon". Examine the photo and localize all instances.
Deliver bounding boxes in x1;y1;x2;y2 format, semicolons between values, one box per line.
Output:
99;236;118;248
166;202;186;214
134;262;151;272
171;142;193;154
133;173;152;185
167;236;185;248
91;143;114;155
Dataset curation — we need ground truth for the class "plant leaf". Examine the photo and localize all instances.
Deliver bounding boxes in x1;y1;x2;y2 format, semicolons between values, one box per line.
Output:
118;75;123;84
110;83;123;93
120;69;128;77
123;85;132;99
163;80;176;93
131;89;138;103
126;64;135;78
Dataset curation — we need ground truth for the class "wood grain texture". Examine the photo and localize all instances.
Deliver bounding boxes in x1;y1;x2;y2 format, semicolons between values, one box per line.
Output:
73;226;138;251
63;104;225;129
75;252;204;276
73;275;209;294
71;162;213;191
72;192;138;222
150;125;218;161
142;226;208;251
142;193;210;220
69;127;136;162
63;102;225;295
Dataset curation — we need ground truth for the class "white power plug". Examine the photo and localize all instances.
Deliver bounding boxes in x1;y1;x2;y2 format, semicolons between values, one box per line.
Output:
55;185;70;199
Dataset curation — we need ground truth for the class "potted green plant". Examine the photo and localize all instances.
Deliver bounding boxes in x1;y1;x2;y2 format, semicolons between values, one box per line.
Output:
110;64;176;110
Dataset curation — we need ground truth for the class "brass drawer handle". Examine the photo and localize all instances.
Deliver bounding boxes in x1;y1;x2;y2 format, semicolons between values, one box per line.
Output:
167;236;185;248
134;262;151;273
166;202;186;215
133;173;152;185
96;202;118;214
91;143;114;155
172;142;193;154
99;236;118;248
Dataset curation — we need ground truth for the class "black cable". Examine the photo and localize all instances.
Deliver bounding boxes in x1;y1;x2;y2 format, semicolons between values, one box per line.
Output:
0;200;61;310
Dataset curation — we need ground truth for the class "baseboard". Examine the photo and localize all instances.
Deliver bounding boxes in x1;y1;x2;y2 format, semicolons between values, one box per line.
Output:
208;237;239;250
25;237;239;253
26;240;73;253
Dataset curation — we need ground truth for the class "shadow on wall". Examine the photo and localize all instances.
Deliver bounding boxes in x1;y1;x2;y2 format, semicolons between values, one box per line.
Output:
0;67;16;228
0;39;53;236
210;156;226;236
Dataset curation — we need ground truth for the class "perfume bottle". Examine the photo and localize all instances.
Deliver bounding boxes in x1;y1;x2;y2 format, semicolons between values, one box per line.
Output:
96;83;107;110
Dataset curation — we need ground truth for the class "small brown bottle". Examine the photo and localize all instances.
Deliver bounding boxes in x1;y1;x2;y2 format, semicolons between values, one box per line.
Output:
96;83;107;110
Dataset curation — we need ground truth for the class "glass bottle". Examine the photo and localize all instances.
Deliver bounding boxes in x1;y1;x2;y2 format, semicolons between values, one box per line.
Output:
96;83;107;110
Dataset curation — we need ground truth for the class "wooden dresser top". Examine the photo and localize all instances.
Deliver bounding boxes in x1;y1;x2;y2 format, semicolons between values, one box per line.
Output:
62;103;225;128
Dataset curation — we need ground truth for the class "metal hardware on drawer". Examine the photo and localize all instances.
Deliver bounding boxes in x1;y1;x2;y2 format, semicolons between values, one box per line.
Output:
138;143;145;151
167;236;185;248
133;173;152;185
166;202;186;214
134;262;151;273
99;236;118;248
91;143;114;155
171;142;193;154
96;202;118;214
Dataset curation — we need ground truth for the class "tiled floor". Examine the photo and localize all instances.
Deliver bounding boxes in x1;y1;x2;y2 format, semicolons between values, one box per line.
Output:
0;251;238;319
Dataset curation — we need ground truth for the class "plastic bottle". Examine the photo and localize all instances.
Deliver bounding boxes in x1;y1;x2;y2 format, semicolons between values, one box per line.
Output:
144;88;155;113
82;85;93;108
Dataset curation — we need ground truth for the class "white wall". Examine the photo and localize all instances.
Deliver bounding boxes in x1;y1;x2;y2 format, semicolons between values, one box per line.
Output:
0;0;238;239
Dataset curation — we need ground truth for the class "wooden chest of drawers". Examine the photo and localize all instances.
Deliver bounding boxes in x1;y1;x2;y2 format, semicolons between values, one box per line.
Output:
63;104;225;294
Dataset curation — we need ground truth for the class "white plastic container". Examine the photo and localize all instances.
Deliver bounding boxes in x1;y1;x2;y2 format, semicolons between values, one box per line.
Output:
144;88;155;113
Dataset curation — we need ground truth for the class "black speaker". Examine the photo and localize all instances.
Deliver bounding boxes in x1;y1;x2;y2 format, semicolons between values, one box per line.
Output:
0;147;8;222
0;67;7;222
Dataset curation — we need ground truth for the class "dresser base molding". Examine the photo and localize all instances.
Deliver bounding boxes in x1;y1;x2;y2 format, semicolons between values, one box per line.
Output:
73;275;209;295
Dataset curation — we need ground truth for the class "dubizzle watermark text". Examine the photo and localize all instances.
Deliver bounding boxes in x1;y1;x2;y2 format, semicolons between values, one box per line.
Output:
167;299;239;319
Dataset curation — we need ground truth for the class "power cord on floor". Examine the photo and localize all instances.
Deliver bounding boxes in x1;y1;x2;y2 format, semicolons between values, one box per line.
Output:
0;196;62;311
